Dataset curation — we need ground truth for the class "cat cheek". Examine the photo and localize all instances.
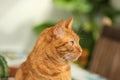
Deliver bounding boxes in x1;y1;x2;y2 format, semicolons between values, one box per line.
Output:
67;45;73;51
45;35;52;42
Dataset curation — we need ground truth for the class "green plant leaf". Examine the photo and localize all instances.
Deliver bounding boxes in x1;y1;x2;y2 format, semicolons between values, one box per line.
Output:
53;0;92;13
33;22;55;35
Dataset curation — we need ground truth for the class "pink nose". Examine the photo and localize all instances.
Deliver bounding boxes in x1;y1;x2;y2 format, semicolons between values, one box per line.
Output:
75;46;82;56
79;47;82;56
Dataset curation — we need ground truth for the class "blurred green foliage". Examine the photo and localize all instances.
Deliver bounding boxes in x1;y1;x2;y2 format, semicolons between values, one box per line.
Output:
52;0;119;66
53;0;92;13
33;0;120;68
88;0;120;19
33;22;55;35
0;55;9;80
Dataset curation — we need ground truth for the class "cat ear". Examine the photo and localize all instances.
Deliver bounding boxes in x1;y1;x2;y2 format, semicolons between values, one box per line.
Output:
53;20;65;37
65;18;73;29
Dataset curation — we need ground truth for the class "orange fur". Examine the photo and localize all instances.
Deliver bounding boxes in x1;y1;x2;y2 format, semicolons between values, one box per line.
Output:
15;18;82;80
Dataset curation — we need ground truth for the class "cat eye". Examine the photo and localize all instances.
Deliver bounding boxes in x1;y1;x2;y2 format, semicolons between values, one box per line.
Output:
70;41;74;45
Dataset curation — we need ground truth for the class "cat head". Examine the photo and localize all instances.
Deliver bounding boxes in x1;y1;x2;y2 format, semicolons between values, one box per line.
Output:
46;18;82;62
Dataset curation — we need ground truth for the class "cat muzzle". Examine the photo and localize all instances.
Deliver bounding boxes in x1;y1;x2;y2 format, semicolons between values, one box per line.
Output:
63;54;80;61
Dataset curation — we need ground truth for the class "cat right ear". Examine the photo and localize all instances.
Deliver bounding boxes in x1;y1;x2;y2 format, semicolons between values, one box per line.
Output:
65;17;73;29
53;20;65;37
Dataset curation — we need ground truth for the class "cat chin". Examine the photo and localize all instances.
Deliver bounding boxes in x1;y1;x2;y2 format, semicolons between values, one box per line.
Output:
63;55;76;62
62;57;78;62
72;56;80;61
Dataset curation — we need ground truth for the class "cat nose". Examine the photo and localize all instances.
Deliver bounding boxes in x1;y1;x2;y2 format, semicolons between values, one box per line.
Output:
78;46;82;55
80;49;82;55
79;48;82;53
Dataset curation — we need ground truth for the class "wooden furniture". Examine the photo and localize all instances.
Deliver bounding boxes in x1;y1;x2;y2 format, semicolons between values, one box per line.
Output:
89;26;120;80
9;67;18;77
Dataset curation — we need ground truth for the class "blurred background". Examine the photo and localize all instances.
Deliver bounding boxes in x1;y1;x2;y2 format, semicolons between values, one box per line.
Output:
0;0;120;80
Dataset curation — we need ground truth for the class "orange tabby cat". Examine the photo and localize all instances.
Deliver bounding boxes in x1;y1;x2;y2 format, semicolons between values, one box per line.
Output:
15;18;82;80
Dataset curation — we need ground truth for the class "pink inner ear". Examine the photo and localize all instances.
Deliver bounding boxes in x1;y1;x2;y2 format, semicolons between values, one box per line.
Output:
53;27;63;37
53;20;65;37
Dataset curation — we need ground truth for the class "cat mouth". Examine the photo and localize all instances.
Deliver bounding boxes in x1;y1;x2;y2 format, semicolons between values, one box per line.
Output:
64;55;73;61
63;55;79;62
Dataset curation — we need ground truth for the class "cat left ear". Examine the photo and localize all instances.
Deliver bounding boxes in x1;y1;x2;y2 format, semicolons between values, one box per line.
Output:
53;20;65;37
65;18;73;29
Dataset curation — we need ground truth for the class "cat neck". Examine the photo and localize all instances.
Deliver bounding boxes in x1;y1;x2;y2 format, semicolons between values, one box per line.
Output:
27;45;70;78
28;44;70;68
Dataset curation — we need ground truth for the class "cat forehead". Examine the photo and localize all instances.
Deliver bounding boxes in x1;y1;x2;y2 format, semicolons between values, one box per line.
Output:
46;25;79;40
65;29;79;40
